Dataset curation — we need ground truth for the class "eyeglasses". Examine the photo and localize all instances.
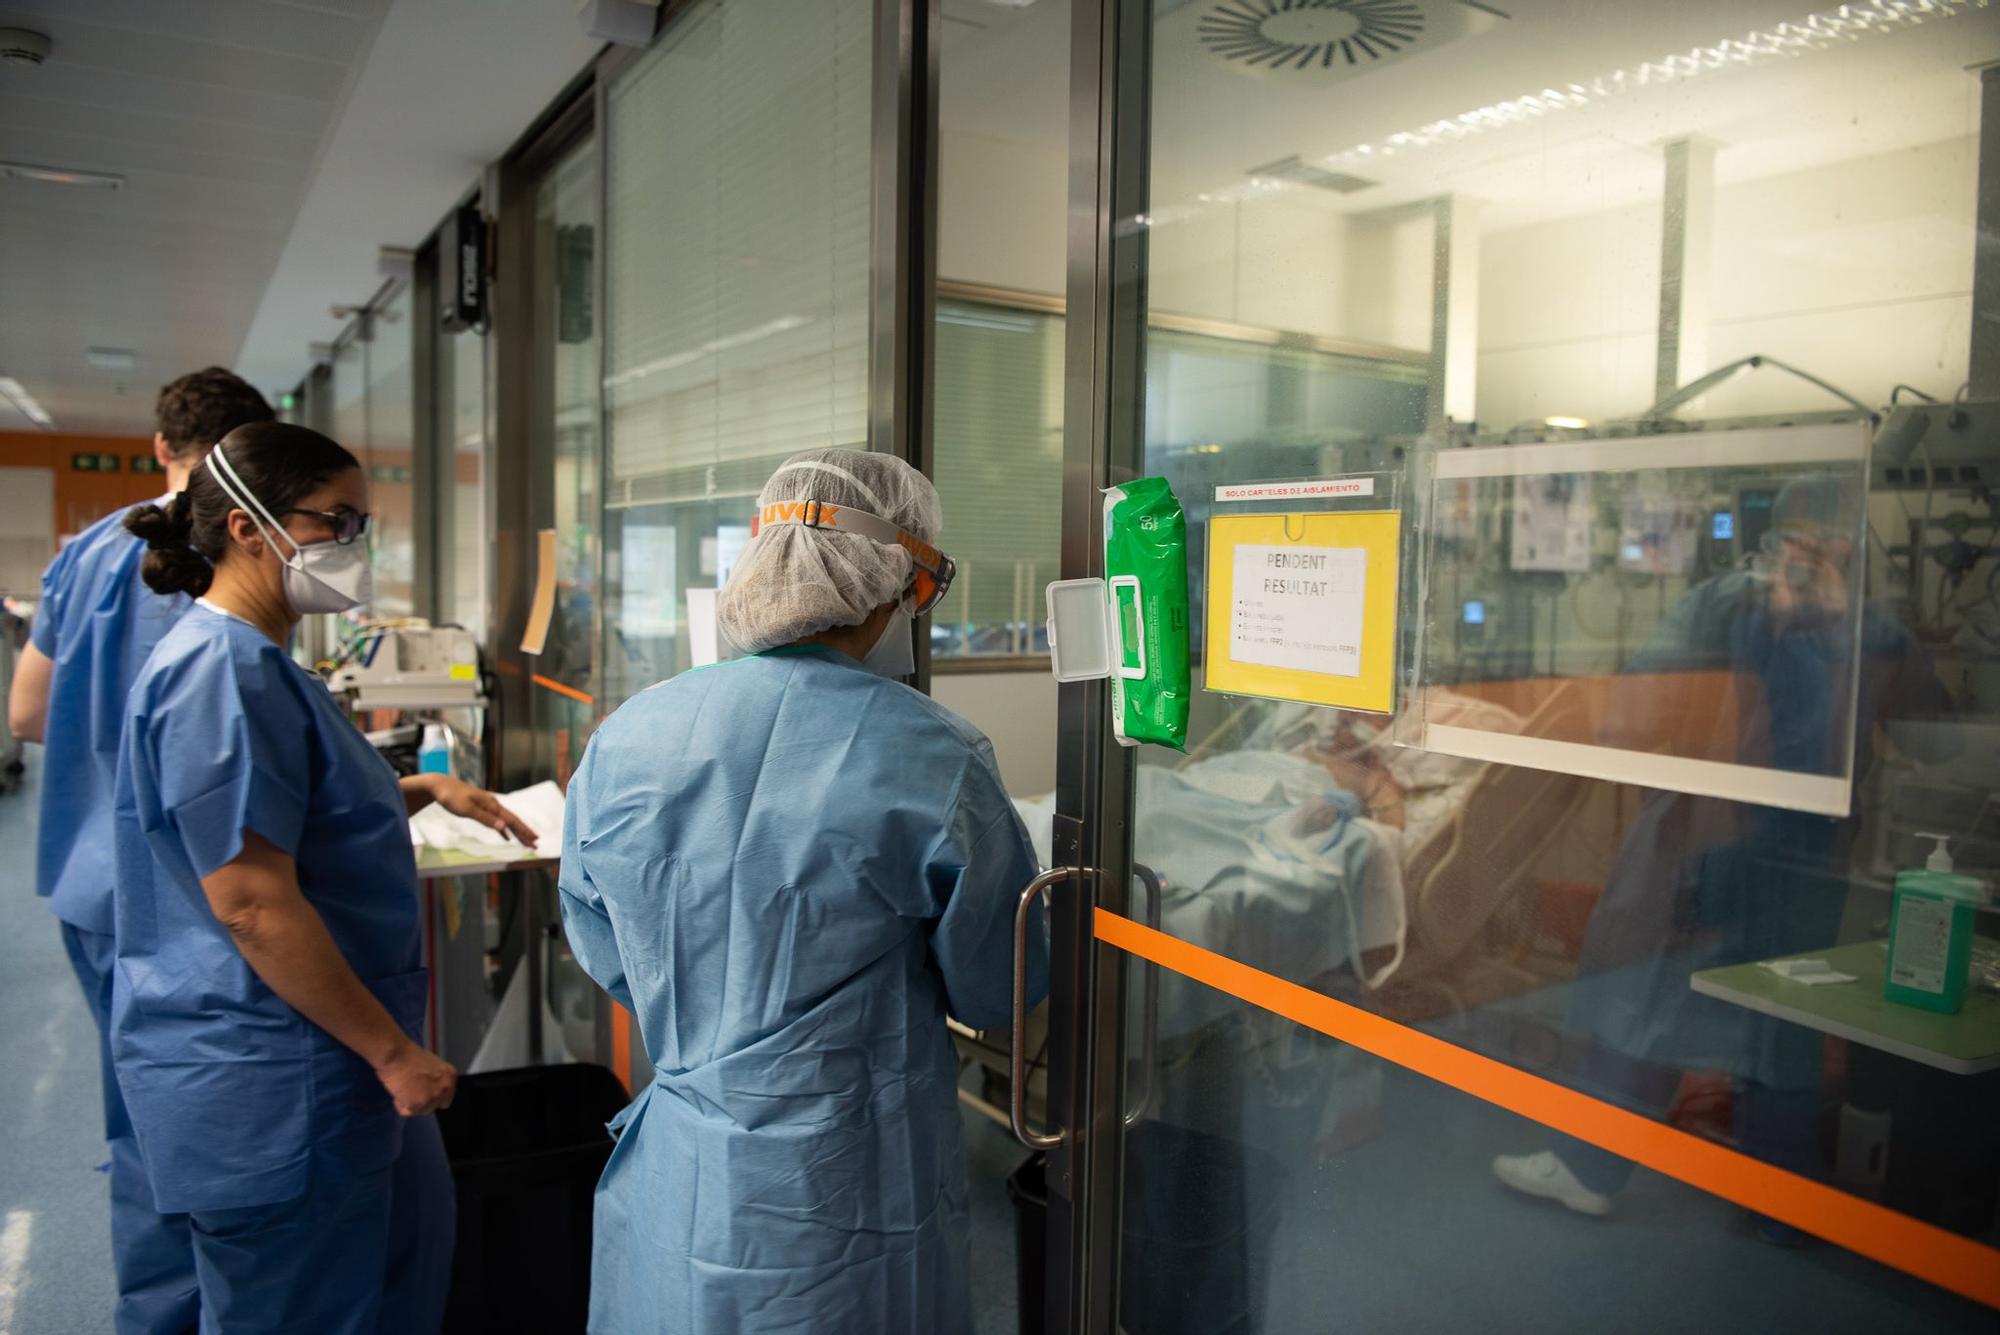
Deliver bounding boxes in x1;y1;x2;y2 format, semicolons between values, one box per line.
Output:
279;507;372;545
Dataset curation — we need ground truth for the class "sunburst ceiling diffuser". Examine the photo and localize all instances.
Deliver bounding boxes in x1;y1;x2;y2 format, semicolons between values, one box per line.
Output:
1198;0;1431;71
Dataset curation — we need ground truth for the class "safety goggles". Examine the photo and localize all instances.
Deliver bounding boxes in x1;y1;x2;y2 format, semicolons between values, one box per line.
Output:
751;498;957;616
280;507;373;546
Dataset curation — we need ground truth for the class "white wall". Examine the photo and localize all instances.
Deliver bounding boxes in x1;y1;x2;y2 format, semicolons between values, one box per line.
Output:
937;131;1067;295
933;669;1060;799
1476;195;1663;429
1701;135;1975;418
0;466;55;597
1474;135;1976;429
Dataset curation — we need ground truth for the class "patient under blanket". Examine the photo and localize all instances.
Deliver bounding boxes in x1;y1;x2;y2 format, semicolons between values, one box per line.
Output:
1012;749;1406;1039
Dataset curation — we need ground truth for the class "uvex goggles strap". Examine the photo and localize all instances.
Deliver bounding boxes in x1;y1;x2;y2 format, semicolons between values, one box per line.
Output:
751;498;957;615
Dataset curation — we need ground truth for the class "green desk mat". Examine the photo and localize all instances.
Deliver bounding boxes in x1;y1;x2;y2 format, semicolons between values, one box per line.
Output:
1693;938;2000;1069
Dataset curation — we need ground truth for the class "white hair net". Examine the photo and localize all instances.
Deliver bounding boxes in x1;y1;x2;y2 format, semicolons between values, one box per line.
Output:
717;448;944;652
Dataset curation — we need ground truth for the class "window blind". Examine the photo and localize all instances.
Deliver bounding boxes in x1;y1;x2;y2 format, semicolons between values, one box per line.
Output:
604;0;872;501
931;300;1064;648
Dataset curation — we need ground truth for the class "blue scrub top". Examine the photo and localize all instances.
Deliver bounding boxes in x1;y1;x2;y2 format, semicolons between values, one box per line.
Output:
560;647;1046;1333
112;603;426;1214
30;498;189;934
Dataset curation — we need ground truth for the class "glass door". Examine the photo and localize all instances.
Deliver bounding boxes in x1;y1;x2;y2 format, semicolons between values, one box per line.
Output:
1041;1;2000;1331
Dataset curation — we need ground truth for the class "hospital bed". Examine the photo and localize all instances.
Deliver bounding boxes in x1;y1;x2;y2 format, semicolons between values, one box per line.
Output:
956;681;1594;1138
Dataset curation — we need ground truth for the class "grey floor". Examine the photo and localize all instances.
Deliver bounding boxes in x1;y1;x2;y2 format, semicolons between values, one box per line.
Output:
0;743;1035;1335
965;1098;1027;1335
6;745;1987;1335
0;751;119;1334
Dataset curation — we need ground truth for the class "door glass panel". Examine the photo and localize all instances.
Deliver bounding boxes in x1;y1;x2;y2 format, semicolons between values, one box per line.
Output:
530;136;601;785
435;319;488;638
366;283;417;618
320;330;370;660
932;296;1066;659
1101;0;1999;1329
600;0;872;710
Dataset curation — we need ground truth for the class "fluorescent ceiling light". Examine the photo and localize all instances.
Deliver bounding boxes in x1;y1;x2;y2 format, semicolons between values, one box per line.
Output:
1142;0;1981;232
86;347;137;371
1322;0;1983;168
0;160;125;189
0;376;57;430
1544;416;1591;430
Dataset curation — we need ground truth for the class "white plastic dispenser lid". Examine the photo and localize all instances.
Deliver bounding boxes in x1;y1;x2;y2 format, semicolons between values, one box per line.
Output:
1046;578;1112;683
1916;832;1955;874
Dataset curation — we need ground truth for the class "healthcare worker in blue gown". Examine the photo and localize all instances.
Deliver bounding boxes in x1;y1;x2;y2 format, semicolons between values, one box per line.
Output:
8;367;274;1335
112;421;537;1334
561;447;1049;1334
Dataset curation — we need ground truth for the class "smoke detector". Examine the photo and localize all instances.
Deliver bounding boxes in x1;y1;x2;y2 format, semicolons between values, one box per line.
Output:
0;28;51;67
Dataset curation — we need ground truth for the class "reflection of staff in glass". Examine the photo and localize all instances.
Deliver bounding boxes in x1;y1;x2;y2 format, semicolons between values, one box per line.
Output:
1493;475;1952;1238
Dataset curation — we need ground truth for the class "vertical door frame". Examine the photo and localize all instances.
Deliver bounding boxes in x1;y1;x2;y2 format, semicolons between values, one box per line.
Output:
410;237;440;624
870;0;942;693
1046;0;1154;1331
488;77;597;789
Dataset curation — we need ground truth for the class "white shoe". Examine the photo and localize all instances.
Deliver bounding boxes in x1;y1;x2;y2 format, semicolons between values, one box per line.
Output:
1492;1150;1614;1217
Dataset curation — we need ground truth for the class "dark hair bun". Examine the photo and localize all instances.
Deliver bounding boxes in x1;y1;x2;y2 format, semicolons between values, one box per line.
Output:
126;494;214;598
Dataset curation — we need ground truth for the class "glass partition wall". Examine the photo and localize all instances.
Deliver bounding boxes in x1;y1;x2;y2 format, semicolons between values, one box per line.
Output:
598;0;875;711
306;298;417;660
1042;2;2000;1331
366;283;417;618
434;305;489;637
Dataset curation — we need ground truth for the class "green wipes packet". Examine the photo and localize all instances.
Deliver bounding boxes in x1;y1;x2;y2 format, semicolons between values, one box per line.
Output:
1103;477;1190;750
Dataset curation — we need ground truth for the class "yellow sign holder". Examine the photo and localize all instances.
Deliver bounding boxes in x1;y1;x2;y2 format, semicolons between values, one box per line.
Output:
1204;508;1402;714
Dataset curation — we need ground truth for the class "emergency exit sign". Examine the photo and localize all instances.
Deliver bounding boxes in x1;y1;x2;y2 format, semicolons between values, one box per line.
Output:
71;452;120;473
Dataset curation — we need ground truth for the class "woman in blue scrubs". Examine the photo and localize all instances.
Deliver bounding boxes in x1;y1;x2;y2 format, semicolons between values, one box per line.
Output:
113;421;536;1334
560;449;1046;1334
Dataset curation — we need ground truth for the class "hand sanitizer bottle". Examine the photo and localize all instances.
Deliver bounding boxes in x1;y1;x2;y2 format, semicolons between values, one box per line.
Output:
1884;833;1981;1015
417;724;453;778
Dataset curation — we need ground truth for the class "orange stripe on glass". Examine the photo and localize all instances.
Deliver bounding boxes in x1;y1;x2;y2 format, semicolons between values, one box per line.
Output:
530;673;594;706
1093;907;2000;1312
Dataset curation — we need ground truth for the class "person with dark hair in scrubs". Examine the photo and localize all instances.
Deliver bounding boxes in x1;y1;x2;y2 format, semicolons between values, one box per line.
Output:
114;421;535;1334
560;448;1047;1334
1493;474;1953;1238
7;366;273;1335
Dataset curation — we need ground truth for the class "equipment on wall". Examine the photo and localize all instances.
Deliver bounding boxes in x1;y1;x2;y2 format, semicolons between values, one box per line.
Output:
438;203;488;334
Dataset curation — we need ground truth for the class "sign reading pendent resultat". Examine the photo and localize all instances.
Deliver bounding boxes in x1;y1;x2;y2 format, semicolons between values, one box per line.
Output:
1229;544;1366;677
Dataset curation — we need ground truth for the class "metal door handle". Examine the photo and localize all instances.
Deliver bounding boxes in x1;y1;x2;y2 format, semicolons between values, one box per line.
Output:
1011;866;1075;1150
1125;863;1162;1128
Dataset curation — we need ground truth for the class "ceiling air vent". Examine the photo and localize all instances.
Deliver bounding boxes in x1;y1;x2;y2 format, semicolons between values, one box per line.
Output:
1196;0;1505;75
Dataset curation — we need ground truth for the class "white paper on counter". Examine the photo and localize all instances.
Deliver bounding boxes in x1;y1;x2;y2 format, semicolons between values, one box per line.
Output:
410;779;564;859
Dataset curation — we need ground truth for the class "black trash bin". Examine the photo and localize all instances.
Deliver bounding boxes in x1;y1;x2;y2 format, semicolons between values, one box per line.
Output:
1006;1126;1282;1335
1118;1121;1283;1335
1006;1153;1050;1335
436;1063;631;1335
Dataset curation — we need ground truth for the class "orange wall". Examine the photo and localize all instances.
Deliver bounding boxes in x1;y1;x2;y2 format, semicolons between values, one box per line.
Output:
0;431;165;547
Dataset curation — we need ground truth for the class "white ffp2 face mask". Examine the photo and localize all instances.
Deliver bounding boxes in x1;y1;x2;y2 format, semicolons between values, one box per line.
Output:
861;606;914;679
276;536;374;615
209;443;374;616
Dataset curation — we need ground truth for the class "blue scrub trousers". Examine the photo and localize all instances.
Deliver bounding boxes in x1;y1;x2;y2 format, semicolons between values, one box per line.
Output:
60;922;200;1335
187;1113;454;1335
